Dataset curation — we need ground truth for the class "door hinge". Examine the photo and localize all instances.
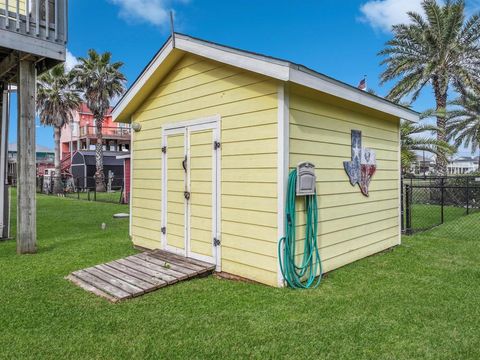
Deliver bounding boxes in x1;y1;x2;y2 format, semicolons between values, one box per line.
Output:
213;141;221;150
161;146;167;154
161;226;166;234
213;237;221;246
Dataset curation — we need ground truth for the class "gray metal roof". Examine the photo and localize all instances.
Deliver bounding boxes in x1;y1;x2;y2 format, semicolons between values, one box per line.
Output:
8;143;53;153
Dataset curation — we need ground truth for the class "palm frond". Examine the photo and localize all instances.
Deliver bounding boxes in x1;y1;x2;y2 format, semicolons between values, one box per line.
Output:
37;64;81;128
73;49;126;121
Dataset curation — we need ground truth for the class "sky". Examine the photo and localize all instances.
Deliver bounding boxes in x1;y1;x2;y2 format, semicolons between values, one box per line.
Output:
8;0;480;156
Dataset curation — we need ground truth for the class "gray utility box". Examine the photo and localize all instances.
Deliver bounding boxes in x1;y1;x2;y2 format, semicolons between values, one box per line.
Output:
296;162;316;196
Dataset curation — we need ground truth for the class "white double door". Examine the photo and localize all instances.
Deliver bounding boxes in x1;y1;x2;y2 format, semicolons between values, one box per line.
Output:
162;118;220;267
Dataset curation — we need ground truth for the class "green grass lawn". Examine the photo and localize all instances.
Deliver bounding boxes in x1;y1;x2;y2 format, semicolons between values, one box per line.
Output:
411;204;467;231
1;190;480;359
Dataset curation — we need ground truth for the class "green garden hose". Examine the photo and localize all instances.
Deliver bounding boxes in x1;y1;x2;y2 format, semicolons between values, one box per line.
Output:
278;169;322;288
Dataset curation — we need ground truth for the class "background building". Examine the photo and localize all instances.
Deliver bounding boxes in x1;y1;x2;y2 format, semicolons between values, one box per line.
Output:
447;156;479;175
60;103;131;171
411;154;436;176
7;143;55;184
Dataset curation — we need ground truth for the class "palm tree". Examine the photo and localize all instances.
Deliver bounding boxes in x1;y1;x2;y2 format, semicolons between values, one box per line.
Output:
73;49;126;191
446;91;480;169
37;64;81;195
401;120;455;173
379;0;480;175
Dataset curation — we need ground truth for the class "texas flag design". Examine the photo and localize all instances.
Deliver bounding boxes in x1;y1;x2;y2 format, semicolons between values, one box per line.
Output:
343;130;377;196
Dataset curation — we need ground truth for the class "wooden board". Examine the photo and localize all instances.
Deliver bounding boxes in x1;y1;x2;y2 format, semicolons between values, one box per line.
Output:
66;250;215;302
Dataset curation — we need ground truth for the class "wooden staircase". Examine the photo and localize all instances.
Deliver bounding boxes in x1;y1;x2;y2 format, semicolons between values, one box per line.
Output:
60;152;73;175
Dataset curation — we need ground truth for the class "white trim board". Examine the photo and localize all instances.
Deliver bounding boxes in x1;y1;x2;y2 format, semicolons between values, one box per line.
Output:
162;115;220;131
277;83;289;287
397;121;402;245
129;117;134;238
113;33;419;123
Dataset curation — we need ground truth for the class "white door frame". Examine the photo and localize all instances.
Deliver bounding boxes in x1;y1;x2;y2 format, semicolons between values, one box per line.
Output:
162;126;187;257
161;115;221;271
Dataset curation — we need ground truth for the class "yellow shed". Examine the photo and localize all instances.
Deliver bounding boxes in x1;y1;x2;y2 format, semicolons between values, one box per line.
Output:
113;33;419;287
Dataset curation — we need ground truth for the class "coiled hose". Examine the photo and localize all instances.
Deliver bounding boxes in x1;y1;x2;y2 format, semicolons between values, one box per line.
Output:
278;169;322;288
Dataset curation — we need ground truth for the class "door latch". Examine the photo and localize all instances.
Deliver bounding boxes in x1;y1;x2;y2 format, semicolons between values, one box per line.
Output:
184;191;191;200
161;227;166;234
213;237;221;246
213;141;221;150
182;155;187;172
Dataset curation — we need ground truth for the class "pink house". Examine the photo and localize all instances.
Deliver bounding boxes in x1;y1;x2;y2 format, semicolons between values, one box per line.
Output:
60;103;131;164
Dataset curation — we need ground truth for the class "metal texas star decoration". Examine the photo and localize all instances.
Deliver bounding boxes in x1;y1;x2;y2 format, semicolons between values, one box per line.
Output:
343;130;377;196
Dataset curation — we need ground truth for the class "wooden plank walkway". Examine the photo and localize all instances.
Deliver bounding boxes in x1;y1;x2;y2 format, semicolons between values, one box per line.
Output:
66;250;216;302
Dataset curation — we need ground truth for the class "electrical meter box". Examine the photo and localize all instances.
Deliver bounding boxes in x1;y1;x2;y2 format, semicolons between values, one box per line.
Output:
296;162;316;196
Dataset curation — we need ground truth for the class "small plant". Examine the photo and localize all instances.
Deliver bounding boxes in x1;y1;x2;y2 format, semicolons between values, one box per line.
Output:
163;262;171;269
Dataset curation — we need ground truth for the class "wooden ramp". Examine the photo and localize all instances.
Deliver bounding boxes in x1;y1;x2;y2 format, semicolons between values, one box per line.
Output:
66;250;216;302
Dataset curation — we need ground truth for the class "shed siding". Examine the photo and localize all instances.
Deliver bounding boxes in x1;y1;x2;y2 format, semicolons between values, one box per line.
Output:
131;54;279;286
0;0;26;14
289;90;400;274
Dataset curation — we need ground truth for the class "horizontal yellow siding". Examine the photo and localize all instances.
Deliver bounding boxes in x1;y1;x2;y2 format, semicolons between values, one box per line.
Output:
0;1;26;14
289;90;400;275
131;54;279;286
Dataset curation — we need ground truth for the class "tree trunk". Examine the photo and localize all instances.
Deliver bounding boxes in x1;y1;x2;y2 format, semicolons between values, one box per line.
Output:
52;126;63;195
95;118;106;192
433;75;448;176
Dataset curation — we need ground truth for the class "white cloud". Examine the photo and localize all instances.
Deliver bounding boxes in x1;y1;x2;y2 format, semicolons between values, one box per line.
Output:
359;0;480;32
359;0;425;32
108;0;187;27
65;49;79;71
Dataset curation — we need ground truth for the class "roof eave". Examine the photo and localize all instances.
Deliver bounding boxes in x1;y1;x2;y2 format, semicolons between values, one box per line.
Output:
113;33;420;124
289;67;419;122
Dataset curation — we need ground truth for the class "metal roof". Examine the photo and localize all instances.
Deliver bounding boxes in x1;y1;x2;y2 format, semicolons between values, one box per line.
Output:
8;143;53;153
73;151;128;166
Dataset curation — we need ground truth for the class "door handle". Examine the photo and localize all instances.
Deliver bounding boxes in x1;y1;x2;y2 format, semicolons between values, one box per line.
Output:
182;156;187;172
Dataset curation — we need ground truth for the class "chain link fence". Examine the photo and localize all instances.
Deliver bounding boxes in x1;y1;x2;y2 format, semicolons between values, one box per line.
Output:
36;175;128;205
402;176;480;237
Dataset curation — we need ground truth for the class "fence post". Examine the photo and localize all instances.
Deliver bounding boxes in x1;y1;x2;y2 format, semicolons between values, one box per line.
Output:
94;182;97;202
77;178;80;200
466;177;470;215
120;184;124;204
440;178;445;224
405;184;412;235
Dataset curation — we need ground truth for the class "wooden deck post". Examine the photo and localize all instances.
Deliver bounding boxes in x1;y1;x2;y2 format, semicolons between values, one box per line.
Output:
0;84;10;239
17;59;37;254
